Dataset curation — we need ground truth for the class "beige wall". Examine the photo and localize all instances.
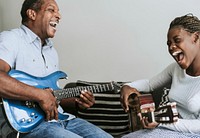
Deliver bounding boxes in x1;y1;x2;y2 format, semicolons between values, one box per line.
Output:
0;0;21;32
0;0;2;31
1;0;200;84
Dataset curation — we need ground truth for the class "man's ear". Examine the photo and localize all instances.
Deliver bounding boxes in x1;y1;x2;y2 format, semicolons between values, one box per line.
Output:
26;9;36;20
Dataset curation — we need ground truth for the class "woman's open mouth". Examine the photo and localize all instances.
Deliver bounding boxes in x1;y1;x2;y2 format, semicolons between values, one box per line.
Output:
172;50;184;63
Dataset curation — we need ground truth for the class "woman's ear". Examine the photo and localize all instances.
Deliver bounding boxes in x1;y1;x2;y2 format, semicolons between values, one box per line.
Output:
26;9;36;20
193;32;199;43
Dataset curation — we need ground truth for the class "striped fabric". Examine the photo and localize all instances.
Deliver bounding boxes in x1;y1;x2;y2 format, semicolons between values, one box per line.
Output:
77;92;130;137
75;81;130;137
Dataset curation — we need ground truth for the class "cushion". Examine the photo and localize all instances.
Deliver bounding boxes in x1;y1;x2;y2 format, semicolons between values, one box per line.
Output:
64;81;130;137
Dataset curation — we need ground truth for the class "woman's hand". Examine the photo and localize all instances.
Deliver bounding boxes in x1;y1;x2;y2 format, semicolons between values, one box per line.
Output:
76;90;95;109
138;113;159;129
120;85;141;112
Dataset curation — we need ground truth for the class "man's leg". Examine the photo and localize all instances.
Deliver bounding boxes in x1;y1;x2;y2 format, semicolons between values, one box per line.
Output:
20;121;82;138
66;118;113;138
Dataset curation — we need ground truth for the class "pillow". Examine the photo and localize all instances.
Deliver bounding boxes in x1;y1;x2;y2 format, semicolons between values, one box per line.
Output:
65;81;130;137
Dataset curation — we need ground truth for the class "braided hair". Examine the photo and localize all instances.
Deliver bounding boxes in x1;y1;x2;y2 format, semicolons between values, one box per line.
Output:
169;14;200;33
20;0;44;24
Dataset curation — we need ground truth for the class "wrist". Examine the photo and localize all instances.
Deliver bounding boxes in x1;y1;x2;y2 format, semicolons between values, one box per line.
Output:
155;123;160;128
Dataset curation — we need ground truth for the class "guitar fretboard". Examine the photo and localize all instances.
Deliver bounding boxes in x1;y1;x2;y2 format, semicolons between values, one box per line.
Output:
53;83;114;101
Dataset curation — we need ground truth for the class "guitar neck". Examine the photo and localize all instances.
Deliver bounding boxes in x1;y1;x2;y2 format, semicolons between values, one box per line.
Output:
53;83;114;101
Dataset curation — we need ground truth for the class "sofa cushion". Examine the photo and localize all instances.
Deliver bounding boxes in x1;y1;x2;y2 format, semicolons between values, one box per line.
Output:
64;81;130;137
77;92;130;137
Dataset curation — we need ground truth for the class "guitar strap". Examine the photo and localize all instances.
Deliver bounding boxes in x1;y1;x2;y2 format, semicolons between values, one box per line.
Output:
159;87;170;107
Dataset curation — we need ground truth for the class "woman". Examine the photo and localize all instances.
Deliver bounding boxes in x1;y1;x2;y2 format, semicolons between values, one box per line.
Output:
120;14;200;138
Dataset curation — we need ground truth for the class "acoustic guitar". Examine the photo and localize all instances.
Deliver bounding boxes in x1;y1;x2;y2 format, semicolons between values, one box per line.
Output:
128;93;178;131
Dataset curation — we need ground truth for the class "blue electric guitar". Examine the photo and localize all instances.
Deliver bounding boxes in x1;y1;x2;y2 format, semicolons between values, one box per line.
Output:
2;70;117;133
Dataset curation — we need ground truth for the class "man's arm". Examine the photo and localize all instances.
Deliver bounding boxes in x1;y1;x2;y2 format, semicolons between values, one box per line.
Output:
0;59;58;121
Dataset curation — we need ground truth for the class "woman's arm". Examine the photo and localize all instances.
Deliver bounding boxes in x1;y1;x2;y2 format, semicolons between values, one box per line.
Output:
126;63;175;92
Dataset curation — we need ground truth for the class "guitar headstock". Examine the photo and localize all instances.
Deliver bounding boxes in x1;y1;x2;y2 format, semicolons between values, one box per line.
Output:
154;102;179;123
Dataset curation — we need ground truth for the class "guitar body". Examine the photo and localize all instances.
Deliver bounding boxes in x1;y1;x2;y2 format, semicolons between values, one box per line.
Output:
128;93;178;132
2;70;68;133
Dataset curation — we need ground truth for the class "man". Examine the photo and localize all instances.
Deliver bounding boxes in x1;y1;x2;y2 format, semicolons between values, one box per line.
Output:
0;0;113;138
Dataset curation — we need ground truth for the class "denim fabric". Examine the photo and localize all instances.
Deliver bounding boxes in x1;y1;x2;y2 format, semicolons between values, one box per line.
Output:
122;128;200;138
20;118;113;138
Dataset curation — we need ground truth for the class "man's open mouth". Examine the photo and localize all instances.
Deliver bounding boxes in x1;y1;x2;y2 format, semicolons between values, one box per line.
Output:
50;21;58;30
